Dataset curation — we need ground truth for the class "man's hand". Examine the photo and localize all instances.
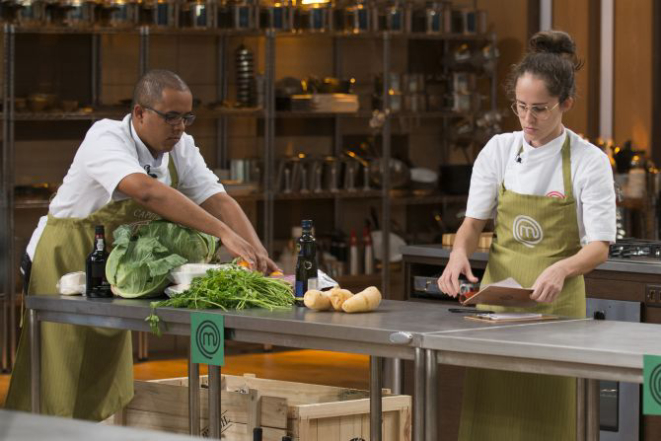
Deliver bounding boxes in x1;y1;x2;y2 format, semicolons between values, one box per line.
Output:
530;263;568;303
217;229;259;269
437;251;479;297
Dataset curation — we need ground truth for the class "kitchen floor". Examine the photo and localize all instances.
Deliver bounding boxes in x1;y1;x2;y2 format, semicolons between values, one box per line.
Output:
0;349;370;407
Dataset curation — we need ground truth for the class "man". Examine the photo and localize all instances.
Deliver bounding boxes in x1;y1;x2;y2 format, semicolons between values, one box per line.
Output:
5;70;276;419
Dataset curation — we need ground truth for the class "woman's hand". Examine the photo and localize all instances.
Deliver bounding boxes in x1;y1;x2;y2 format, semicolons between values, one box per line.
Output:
531;263;568;303
437;251;479;297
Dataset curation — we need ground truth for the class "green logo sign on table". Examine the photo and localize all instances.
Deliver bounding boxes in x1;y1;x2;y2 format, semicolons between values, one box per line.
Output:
644;354;661;415
191;313;224;366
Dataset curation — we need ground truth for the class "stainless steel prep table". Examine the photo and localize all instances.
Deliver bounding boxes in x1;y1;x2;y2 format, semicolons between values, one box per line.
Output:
421;319;661;441
25;295;526;440
0;409;201;441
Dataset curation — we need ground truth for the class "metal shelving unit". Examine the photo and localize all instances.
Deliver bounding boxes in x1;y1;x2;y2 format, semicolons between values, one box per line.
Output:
0;21;496;371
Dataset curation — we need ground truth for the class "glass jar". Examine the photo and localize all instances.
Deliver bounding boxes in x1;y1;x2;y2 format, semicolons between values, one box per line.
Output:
51;0;96;27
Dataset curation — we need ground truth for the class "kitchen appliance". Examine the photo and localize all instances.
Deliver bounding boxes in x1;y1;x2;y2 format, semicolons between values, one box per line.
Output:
586;298;641;441
608;238;661;260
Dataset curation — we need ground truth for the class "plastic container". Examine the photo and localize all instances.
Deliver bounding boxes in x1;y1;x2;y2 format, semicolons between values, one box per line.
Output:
168;263;226;285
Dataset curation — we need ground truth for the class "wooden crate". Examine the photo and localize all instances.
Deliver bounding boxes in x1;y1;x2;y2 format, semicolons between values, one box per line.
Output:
109;373;411;441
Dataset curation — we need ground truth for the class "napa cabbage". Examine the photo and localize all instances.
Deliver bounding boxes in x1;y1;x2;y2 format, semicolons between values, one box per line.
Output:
106;221;217;298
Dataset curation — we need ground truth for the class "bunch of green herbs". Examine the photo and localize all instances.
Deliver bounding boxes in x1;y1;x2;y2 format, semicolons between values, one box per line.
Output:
146;262;294;335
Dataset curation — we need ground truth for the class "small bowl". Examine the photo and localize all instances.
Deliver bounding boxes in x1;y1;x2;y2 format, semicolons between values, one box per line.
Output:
27;94;48;112
61;100;79;112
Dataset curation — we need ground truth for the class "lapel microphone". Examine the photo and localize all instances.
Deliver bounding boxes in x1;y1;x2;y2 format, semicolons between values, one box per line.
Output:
516;153;522;164
144;165;158;179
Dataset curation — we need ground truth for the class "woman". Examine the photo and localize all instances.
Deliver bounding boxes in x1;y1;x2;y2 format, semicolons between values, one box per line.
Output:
438;30;616;440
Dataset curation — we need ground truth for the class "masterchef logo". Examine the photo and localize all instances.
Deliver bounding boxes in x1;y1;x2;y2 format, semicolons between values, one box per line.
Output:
546;191;565;199
513;215;543;248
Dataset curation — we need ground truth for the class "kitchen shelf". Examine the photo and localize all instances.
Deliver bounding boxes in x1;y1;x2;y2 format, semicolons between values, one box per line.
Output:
390;194;467;206
7;106;264;121
232;191;467;205
274;110;467;119
10;25;493;42
14;200;50;210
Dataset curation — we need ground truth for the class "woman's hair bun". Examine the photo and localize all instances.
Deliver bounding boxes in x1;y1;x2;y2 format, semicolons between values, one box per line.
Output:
529;30;581;69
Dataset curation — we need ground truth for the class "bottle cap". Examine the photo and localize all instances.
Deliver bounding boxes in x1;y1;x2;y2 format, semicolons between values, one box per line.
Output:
95;225;105;235
301;219;313;230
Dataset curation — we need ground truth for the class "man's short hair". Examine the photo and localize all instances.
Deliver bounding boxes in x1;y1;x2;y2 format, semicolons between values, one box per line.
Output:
132;70;190;108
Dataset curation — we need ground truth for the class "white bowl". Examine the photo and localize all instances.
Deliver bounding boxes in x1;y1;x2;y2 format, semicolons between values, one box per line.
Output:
168;263;226;285
164;284;191;298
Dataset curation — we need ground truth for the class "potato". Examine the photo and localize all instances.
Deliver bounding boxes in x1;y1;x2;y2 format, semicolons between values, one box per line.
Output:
328;288;353;311
341;286;382;313
303;289;331;311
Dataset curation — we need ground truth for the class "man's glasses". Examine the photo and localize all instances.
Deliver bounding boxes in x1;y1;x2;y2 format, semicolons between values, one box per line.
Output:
144;106;196;126
510;101;560;121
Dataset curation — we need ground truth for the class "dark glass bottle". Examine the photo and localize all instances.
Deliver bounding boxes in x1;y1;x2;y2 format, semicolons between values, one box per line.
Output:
294;219;318;306
86;225;111;298
253;427;263;441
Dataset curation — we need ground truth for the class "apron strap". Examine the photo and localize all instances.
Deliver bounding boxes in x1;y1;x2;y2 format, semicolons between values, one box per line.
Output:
167;153;179;189
560;134;573;200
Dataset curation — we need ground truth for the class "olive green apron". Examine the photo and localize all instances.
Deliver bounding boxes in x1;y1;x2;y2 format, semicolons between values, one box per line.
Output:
459;135;585;441
5;155;178;421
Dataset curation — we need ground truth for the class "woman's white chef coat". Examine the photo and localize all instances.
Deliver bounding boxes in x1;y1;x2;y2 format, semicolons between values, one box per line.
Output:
466;128;616;245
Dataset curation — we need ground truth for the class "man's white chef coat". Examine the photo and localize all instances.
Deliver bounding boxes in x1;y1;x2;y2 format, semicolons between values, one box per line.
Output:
27;114;225;259
466;128;616;245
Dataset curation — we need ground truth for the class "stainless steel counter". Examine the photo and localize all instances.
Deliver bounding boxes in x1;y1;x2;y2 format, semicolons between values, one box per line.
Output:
420;318;661;441
402;244;661;275
26;296;521;441
0;409;200;441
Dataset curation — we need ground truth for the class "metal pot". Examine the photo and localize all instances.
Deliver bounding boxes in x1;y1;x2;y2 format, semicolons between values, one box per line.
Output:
14;0;49;26
259;0;293;31
99;0;139;28
298;2;333;33
53;0;96;27
344;0;377;34
180;0;214;28
140;0;178;27
381;1;409;33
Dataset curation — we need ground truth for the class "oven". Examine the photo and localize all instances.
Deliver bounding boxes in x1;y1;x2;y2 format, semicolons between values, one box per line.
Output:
586;298;641;441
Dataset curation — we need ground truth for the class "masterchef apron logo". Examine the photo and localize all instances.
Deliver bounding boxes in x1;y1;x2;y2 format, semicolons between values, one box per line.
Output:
133;209;160;221
513;215;543;248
